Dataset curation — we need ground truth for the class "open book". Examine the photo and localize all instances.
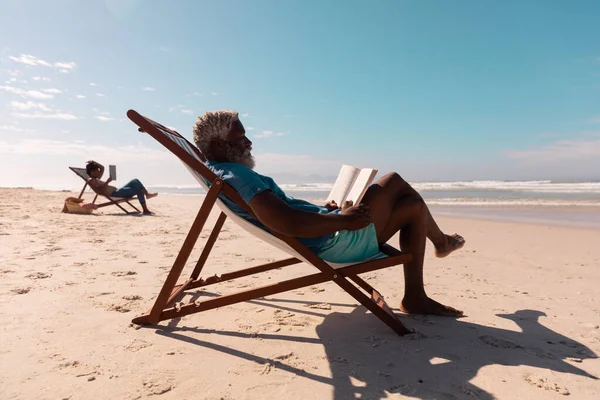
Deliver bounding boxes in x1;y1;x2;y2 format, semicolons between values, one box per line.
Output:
326;164;378;205
109;165;117;181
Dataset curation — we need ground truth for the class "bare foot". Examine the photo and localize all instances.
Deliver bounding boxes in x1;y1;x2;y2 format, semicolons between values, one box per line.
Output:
435;233;465;258
400;296;463;317
143;210;154;215
147;193;158;199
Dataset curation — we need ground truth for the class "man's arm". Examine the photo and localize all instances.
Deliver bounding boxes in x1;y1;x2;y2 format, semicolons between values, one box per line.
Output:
249;191;370;238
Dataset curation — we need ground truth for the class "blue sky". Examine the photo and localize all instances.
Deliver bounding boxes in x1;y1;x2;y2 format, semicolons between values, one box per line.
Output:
1;0;599;189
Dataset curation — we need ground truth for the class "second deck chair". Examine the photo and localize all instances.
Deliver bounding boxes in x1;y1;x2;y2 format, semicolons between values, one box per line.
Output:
127;109;415;335
69;167;141;214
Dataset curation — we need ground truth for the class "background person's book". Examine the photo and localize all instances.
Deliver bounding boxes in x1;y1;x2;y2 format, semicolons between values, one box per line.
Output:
326;164;378;206
109;165;117;181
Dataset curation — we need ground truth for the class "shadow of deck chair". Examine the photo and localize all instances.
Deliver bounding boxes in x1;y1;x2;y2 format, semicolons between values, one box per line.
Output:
69;167;142;214
127;109;415;335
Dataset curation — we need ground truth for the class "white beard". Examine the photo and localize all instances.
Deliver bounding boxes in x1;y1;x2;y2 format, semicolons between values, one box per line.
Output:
225;145;255;169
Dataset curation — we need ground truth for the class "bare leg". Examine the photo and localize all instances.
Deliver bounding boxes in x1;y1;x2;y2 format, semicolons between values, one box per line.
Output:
361;173;463;317
366;173;465;256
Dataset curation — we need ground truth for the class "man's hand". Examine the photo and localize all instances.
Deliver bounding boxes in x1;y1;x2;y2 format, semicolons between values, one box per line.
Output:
324;200;339;212
340;200;354;211
341;203;371;231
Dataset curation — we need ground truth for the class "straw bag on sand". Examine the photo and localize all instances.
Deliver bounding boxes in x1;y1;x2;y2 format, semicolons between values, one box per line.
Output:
62;197;98;214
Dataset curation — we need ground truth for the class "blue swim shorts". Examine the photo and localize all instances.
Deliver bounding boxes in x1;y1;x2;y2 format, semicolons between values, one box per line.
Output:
316;223;384;263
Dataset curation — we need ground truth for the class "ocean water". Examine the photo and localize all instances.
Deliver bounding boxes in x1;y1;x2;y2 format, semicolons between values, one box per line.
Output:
146;180;600;228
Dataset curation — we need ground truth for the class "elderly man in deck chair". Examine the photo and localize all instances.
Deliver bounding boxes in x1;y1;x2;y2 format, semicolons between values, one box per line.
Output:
86;160;158;215
193;110;466;317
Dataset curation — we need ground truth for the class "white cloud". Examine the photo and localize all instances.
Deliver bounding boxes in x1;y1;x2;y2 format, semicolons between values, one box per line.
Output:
90;82;97;86
506;136;600;162
142;86;156;91
8;54;77;72
241;113;250;117
96;93;105;97
12;112;78;120
181;109;193;114
76;95;86;99
0;85;54;99
0;139;170;162
0;124;23;132
211;92;218;96
254;130;288;139
8;70;23;77
9;101;52;111
54;61;76;70
32;76;51;82
95;116;114;121
9;54;51;67
6;77;17;83
42;88;62;94
246;127;255;131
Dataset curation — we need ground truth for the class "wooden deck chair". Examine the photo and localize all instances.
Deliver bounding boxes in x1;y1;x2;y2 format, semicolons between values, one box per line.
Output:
127;109;414;335
69;167;142;214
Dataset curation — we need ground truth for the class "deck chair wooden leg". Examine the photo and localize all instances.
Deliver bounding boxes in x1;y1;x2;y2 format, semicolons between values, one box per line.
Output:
125;200;141;213
92;194;99;204
157;257;412;335
190;212;227;280
135;181;223;324
77;183;88;200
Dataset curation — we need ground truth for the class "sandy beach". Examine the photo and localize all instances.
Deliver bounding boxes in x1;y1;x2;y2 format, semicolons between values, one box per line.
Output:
1;188;599;400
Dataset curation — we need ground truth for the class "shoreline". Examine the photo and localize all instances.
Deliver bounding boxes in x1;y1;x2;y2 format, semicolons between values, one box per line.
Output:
10;188;599;231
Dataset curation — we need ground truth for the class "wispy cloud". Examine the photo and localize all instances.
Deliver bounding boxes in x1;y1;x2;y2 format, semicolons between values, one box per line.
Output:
32;76;51;82
181;109;193;114
0;139;170;162
246;127;255;131
0;124;24;132
9;101;52;111
7;70;23;77
12;112;78;120
95;116;114;121
211;92;218;96
8;54;77;72
241;113;251;117
0;85;54;99
506;135;600;162
96;93;106;97
42;88;62;94
90;82;97;86
76;95;86;99
142;86;156;91
254;130;288;139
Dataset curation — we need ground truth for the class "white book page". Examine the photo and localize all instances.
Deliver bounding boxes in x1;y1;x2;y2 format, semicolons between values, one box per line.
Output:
345;168;378;204
109;165;117;181
326;164;360;204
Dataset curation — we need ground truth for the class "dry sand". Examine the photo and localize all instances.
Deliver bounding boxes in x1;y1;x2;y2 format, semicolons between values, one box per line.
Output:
0;188;599;399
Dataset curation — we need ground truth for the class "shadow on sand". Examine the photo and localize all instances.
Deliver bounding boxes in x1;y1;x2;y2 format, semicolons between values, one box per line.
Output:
155;295;597;399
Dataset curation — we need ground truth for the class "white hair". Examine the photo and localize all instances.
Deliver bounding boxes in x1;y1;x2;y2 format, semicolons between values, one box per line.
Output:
193;110;239;157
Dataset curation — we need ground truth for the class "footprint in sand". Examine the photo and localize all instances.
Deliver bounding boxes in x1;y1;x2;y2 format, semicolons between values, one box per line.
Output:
304;303;332;310
1;269;15;274
26;272;52;280
142;378;173;396
111;271;137;277
125;339;153;352
122;295;143;301
479;335;523;349
11;287;31;294
524;374;570;396
107;304;131;313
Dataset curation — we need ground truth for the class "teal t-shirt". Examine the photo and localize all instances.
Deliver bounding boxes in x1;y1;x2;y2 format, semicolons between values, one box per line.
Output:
204;161;334;253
